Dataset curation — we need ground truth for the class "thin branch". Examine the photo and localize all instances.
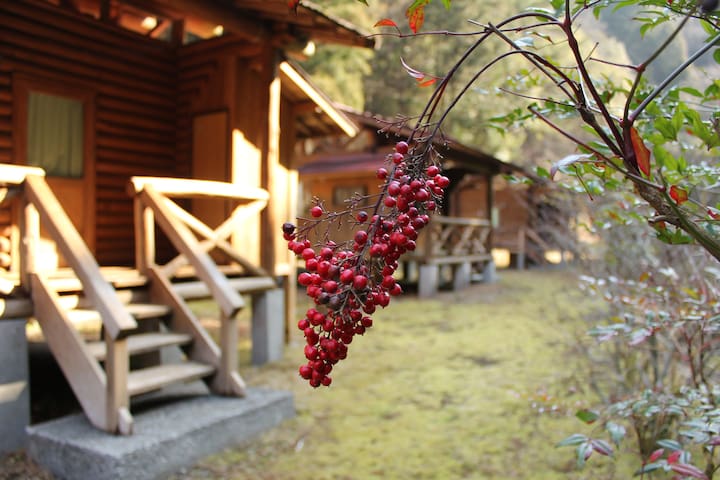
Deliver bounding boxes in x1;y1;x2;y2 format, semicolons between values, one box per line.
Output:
629;31;720;123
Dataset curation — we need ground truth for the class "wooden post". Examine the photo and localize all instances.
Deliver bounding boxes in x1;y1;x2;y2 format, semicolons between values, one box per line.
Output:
105;332;132;435
218;310;238;395
133;196;155;274
19;199;39;291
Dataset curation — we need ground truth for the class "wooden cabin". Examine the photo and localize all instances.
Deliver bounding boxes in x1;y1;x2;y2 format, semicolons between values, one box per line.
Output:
296;108;533;296
0;0;372;450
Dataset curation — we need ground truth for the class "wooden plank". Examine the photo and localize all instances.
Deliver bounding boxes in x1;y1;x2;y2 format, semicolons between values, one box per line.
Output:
147;267;245;397
172;276;277;299
24;175;138;338
30;273;110;431
159;197;267;278
127;361;215;397
68;303;171;325
138;187;245;317
105;333;130;434
129;176;270;201
0;164;45;186
87;332;193;361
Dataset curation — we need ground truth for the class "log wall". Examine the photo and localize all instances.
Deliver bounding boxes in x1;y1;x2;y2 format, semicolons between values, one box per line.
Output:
0;0;179;266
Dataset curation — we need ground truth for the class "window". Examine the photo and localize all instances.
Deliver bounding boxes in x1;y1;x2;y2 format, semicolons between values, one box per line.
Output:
27;92;84;178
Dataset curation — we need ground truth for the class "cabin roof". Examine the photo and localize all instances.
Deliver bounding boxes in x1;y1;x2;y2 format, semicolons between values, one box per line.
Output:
280;62;359;138
233;0;375;48
300;107;527;177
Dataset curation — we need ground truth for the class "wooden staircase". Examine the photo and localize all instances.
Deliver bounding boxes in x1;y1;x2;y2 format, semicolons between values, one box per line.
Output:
2;165;279;435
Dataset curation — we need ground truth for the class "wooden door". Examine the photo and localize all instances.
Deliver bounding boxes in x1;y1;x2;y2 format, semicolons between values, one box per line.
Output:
14;76;96;268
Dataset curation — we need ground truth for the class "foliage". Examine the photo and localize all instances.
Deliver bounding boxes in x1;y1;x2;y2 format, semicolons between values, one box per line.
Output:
292;0;720;477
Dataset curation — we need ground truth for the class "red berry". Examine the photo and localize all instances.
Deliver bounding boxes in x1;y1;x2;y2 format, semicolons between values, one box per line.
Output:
310;205;323;218
353;275;368;290
426;165;440;176
299;365;313;379
392;152;404;164
354;230;368;244
356;211;368;222
377;167;388;179
395;141;409;154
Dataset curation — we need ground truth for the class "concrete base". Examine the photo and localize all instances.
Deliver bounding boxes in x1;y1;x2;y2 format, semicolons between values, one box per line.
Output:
452;262;472;291
418;264;439;298
251;288;285;365
0;319;30;454
27;388;294;480
483;260;498;283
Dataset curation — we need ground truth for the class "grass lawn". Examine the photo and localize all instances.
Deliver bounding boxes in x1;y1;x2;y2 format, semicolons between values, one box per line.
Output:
174;268;636;480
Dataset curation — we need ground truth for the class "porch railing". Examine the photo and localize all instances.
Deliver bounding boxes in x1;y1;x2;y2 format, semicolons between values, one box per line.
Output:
414;216;493;265
1;164;138;433
128;176;270;393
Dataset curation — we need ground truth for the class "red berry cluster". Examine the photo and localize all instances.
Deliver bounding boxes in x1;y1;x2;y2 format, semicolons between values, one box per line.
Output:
282;140;450;387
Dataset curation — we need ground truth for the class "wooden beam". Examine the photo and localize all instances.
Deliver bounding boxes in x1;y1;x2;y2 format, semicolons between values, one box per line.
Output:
121;0;268;42
129;176;269;201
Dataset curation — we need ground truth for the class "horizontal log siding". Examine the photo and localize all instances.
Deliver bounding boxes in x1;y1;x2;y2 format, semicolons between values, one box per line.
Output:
0;0;182;266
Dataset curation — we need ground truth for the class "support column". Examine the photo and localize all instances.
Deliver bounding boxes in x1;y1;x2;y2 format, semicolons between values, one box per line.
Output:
0;319;30;453
452;262;472;291
251;289;285;365
418;264;439;298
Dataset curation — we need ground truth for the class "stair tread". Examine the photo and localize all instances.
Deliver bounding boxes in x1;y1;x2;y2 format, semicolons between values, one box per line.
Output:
172;276;276;300
128;362;216;397
86;332;193;360
67;303;172;323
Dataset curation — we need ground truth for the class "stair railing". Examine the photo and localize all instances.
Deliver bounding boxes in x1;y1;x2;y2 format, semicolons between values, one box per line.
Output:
1;164;138;434
129;176;269;395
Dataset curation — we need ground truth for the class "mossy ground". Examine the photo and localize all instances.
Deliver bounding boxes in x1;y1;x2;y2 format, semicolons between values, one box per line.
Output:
174;268;636;480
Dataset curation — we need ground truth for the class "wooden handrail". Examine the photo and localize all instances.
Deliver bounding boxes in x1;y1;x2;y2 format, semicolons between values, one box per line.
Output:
23;175;138;339
136;184;245;318
0;164;46;185
415;215;492;262
129;176;269;201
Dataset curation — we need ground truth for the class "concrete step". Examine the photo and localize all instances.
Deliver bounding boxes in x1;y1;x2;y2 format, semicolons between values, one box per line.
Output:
27;388;294;480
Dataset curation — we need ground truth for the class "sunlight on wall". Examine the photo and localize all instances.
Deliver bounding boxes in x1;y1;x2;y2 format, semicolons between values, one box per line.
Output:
492;248;510;268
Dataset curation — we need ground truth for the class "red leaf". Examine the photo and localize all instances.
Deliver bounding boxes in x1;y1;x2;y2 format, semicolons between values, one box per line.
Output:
417;77;437;87
667;450;682;465
630;127;651;176
648;448;665;463
591;439;614;457
287;0;300;13
670;463;709;479
669;185;688;205
374;18;398;28
405;0;429;33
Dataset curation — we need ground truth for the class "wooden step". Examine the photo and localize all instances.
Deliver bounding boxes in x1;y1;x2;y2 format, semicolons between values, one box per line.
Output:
46;267;148;293
67;303;172;324
127;362;216;397
86;332;193;361
172;276;277;300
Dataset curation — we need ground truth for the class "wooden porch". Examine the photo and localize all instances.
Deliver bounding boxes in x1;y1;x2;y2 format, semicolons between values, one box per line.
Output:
404;216;496;297
0;164;283;435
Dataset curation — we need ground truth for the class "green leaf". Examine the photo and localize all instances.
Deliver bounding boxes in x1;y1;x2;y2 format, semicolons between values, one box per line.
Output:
653;145;677;171
606;421;626;446
654;117;677;141
657;439;683;451
535;166;550;178
557;433;588;447
634;462;664;476
576;409;599;424
440;0;451;9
